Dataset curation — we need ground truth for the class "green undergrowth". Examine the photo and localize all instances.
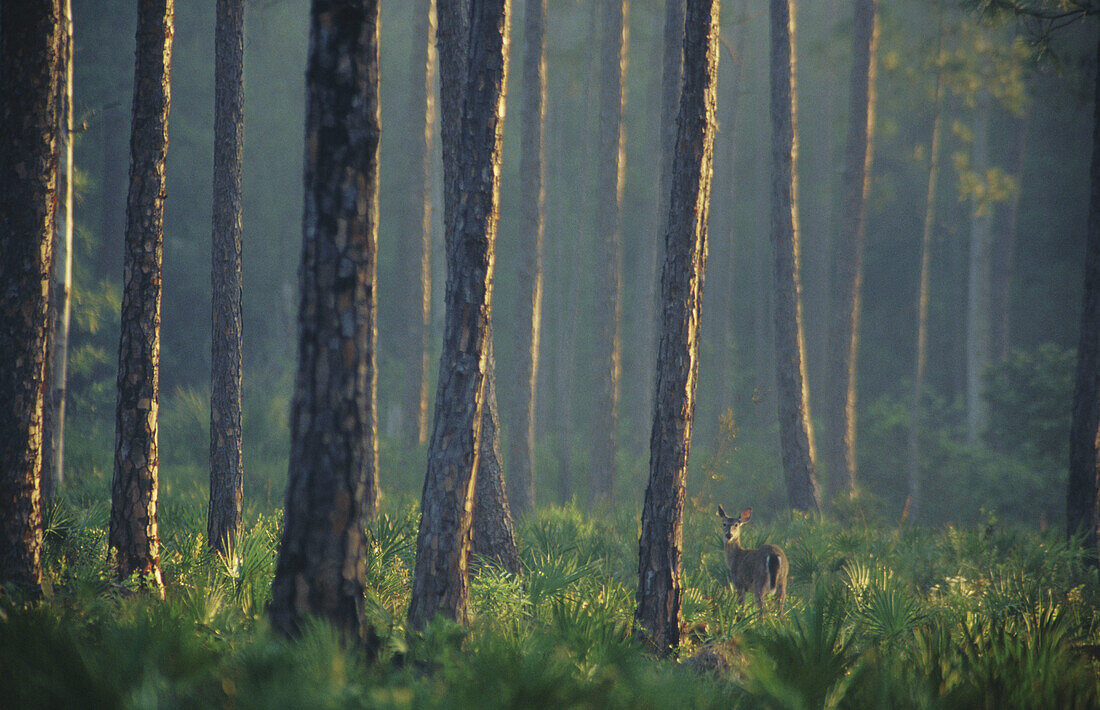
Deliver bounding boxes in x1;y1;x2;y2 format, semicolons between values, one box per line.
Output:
3;497;1099;709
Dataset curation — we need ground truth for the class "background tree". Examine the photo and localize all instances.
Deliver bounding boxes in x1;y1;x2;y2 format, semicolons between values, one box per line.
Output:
208;0;245;555
0;0;61;596
408;0;511;630
591;0;628;505
824;0;878;500
770;0;821;512
109;0;174;588
268;0;381;641
634;0;720;657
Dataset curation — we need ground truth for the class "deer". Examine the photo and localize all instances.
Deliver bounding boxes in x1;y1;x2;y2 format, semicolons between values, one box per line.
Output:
717;505;788;613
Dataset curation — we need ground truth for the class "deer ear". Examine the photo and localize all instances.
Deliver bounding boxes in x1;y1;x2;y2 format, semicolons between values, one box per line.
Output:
716;505;728;518
740;508;752;522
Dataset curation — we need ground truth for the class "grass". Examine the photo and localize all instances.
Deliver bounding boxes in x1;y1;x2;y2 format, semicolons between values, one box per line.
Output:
3;492;1099;709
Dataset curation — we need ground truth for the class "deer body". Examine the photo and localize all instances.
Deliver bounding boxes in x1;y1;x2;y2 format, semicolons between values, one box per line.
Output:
718;506;788;612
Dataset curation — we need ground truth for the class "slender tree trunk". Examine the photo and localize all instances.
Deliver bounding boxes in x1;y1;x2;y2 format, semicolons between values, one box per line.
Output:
906;48;945;524
966;95;993;444
824;0;878;501
992;108;1028;361
42;0;73;505
408;0;511;630
770;0;821;512
110;0;174;588
1066;28;1100;555
592;0;628;505
269;0;381;643
0;0;61;596
398;0;437;446
208;0;245;555
506;0;548;517
634;0;720;658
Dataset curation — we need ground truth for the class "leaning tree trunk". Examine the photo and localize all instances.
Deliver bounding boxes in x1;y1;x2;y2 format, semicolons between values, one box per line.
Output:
42;0;73;505
0;0;61;596
1066;28;1100;556
268;0;381;644
208;0;245;556
824;0;877;501
506;0;548;517
110;0;174;588
770;0;821;512
634;0;720;658
592;0;628;506
407;0;511;631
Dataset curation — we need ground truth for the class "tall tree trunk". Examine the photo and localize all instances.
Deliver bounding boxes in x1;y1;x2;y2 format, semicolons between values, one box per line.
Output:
966;95;993;444
0;0;61;596
770;0;821;512
42;0;73;505
906;45;945;524
634;0;720;658
268;0;381;644
992;108;1028;361
1066;28;1100;555
641;0;685;427
824;0;878;501
109;0;174;588
506;0;548;518
397;0;437;446
208;0;245;555
472;338;521;573
408;0;511;631
592;0;628;505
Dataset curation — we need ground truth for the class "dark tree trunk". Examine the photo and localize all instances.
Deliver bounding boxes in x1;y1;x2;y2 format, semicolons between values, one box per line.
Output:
506;0;548;517
42;0;73;505
770;0;821;512
1066;28;1100;555
634;0;720;658
472;339;522;574
268;0;380;643
396;0;437;446
408;0;511;631
110;0;173;588
824;0;877;501
592;0;628;505
0;0;61;596
208;0;245;555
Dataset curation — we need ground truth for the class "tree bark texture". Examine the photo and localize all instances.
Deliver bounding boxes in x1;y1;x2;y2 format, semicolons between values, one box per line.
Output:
506;0;548;517
592;0;628;505
824;0;877;501
966;96;993;443
906;49;944;524
0;0;60;595
408;0;511;631
268;0;380;643
770;0;821;512
396;0;437;446
473;339;522;574
110;0;173;587
634;0;720;658
41;0;73;505
208;0;245;555
1066;29;1100;553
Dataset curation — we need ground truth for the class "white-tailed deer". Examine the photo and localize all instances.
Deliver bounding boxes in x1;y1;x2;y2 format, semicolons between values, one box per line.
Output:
717;506;788;612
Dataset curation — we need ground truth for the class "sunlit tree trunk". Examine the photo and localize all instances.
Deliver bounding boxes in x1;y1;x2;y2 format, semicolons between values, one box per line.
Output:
592;0;628;505
635;0;720;657
408;0;511;630
0;0;61;596
770;0;821;512
1066;29;1100;556
110;0;173;589
42;0;73;505
966;95;993;443
506;0;548;517
824;0;878;501
268;0;380;643
208;0;245;555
